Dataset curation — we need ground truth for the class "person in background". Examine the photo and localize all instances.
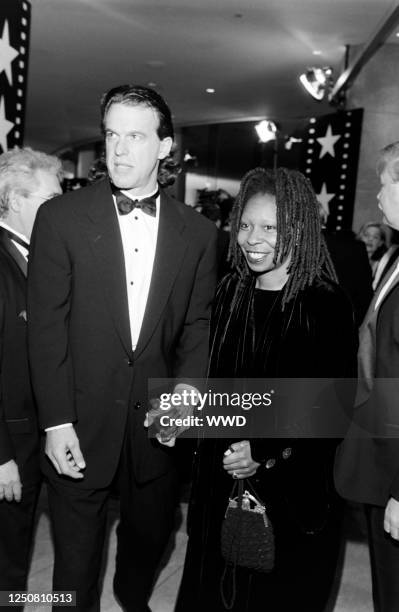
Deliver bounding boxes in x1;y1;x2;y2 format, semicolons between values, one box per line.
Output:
27;85;217;611
358;221;387;279
320;205;373;326
0;147;62;598
335;141;399;612
176;167;357;612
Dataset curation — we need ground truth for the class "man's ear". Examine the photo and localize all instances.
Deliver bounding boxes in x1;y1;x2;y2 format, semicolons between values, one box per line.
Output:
158;137;173;160
8;191;23;214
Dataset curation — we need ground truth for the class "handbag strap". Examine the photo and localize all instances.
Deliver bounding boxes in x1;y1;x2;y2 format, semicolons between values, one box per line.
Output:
229;478;265;508
244;478;264;503
228;478;244;500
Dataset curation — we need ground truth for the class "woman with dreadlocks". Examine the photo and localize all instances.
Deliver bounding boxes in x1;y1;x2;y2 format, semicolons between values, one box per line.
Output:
175;167;357;612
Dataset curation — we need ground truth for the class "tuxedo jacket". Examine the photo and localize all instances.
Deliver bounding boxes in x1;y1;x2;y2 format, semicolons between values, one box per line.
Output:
27;180;218;488
335;267;399;506
0;228;40;485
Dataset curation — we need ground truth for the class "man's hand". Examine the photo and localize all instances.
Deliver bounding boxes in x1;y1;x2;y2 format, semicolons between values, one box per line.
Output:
45;426;86;479
144;385;198;447
0;459;22;502
144;398;178;447
223;441;260;479
384;497;399;540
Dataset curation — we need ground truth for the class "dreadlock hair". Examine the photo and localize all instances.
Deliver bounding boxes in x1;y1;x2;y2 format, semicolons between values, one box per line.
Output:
228;166;337;309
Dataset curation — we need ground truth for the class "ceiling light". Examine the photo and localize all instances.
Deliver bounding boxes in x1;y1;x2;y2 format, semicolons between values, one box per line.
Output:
299;66;333;101
396;31;399;37
285;136;303;150
255;120;277;143
146;60;165;68
312;50;322;55
206;88;215;93
183;150;197;162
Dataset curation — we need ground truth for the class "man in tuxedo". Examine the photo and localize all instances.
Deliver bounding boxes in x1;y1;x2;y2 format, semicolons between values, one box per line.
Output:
0;147;62;593
335;141;399;611
28;85;218;611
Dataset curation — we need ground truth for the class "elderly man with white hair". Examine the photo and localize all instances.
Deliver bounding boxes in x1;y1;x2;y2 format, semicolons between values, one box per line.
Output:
0;147;62;596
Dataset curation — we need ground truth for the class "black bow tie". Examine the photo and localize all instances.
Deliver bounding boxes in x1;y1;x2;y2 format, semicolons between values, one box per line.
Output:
114;189;159;217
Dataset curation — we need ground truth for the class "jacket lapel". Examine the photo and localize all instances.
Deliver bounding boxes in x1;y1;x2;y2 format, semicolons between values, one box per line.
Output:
0;227;28;278
84;180;133;358
134;190;187;359
357;261;399;405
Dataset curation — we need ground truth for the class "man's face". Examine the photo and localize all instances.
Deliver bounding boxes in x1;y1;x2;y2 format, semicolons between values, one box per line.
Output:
104;103;172;195
378;168;399;230
19;169;62;239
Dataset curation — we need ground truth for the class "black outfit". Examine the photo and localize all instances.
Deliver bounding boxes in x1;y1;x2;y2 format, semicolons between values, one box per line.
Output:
0;228;41;598
27;179;217;611
335;267;399;612
176;273;357;612
323;230;373;326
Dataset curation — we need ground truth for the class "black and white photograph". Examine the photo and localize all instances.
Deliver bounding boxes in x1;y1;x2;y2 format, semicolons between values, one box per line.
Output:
1;1;399;610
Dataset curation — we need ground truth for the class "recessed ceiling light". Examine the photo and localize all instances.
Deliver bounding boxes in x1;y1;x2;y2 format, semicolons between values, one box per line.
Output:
313;50;322;55
396;31;399;37
206;88;215;93
146;60;165;68
147;81;157;88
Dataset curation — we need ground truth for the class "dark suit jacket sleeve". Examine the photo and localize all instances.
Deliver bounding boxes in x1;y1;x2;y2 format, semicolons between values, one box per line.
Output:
380;292;399;502
0;295;15;465
27;203;76;429
173;225;218;382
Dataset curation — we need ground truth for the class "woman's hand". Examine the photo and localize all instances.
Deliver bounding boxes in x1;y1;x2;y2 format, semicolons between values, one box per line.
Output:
223;440;260;479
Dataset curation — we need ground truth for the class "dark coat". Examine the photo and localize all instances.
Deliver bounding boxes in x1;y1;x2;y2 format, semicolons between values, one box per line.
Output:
27;179;218;488
0;228;40;485
323;230;373;326
176;273;358;612
335;272;399;507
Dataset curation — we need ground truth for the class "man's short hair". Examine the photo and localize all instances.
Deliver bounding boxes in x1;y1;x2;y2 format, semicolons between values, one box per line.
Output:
377;142;399;182
100;84;174;141
0;147;63;218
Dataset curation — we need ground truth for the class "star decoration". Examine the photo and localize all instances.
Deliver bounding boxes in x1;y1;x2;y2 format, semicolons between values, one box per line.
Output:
317;125;341;159
0;96;14;153
317;183;335;217
0;20;19;86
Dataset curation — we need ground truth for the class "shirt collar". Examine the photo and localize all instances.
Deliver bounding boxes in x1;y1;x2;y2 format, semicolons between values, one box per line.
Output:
0;220;30;245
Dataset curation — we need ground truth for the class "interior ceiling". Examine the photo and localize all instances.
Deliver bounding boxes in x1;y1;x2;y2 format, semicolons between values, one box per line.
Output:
25;0;399;153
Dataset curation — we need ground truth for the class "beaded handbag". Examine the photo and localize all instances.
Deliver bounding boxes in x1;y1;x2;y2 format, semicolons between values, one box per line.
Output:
220;479;274;609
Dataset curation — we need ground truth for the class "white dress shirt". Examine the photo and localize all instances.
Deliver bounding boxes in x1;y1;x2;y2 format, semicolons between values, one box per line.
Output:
114;190;159;350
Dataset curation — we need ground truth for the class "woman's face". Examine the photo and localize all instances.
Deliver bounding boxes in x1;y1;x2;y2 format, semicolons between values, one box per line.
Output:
361;226;383;256
237;192;290;286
